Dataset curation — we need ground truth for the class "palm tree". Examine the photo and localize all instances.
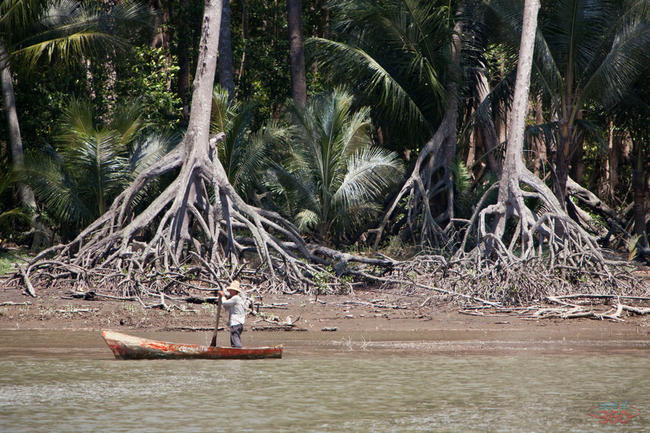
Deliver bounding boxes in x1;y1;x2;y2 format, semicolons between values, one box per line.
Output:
210;86;291;198
310;0;475;247
0;0;149;211
308;0;454;150
25;98;174;233
490;0;650;208
268;88;404;244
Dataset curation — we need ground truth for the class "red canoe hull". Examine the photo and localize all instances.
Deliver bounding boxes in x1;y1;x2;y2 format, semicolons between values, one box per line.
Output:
101;330;283;360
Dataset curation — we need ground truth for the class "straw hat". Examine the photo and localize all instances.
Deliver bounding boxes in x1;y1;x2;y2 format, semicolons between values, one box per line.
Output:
226;280;242;294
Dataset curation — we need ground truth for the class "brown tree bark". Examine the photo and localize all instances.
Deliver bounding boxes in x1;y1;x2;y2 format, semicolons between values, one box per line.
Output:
554;119;571;210
571;110;585;183
218;0;235;101
632;139;648;247
176;0;192;119
150;0;171;49
532;92;546;177
287;0;307;108
476;67;501;176
236;0;249;83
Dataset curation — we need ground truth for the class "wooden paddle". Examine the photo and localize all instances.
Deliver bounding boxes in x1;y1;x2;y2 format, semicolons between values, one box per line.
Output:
209;296;222;347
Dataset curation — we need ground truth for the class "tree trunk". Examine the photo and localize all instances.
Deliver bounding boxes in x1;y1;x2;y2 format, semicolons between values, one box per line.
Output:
571;110;584;183
532;92;546;177
462;0;604;268
554;119;571;210
609;125;620;199
466;118;476;170
632;139;647;248
0;42;36;211
218;0;235;101
150;0;170;49
287;0;307;108
503;0;539;172
492;0;541;239
14;0;400;298
476;67;500;176
236;0;249;82
373;19;462;247
177;0;192;119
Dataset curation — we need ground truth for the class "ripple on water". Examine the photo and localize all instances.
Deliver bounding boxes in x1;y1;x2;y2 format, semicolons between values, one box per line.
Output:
1;353;649;432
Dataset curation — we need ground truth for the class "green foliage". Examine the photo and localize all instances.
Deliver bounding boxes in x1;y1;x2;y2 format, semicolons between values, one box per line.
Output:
114;46;183;132
210;86;291;198
229;0;290;118
0;249;30;275
267;88;404;244
0;171;31;243
6;1;151;66
313;265;334;295
490;0;650;131
308;0;455;152
23;98;175;233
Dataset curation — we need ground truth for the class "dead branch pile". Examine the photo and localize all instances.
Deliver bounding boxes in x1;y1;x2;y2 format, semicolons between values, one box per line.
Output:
458;294;650;322
386;252;647;306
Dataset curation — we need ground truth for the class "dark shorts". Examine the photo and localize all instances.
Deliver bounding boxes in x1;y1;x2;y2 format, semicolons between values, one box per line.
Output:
230;324;243;348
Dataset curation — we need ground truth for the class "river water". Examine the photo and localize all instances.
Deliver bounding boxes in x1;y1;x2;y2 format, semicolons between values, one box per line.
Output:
1;330;648;432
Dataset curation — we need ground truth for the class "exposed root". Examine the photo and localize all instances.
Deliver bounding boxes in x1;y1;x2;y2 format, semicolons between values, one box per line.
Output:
7;0;397;299
372;102;457;248
8;134;396;300
372;25;462;249
384;252;645;306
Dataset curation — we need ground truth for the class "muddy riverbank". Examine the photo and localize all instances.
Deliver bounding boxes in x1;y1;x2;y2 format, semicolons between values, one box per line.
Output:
1;284;650;355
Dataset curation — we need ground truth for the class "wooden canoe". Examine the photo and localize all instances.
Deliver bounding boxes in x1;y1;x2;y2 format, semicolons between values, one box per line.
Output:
101;330;283;360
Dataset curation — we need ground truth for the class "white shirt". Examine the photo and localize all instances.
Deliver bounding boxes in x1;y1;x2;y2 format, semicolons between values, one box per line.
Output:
221;294;246;326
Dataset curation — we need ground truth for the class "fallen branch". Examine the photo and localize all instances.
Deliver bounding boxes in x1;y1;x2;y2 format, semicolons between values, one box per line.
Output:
251;325;307;331
621;304;650;315
552;294;650;302
18;266;36;297
0;301;32;306
163;326;224;332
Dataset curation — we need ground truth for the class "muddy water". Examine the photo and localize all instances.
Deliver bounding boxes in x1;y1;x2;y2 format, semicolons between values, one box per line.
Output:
1;330;649;432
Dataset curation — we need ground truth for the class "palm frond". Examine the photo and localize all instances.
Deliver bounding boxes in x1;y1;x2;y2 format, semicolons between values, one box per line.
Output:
111;99;145;146
332;147;404;210
295;209;320;231
308;37;431;137
0;0;47;48
10;0;151;65
232;120;290;193
581;17;650;106
451;159;472;194
266;161;320;217
24;151;93;225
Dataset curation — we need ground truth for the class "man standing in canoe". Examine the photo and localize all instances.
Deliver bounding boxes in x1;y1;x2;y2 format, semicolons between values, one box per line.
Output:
217;281;246;348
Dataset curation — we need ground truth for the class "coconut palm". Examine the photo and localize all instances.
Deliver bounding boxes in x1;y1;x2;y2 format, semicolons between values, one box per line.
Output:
490;0;650;208
268;88;404;244
24;98;175;232
0;0;149;211
210;87;291;198
308;0;455;151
